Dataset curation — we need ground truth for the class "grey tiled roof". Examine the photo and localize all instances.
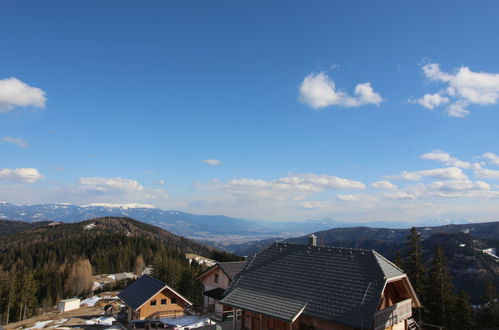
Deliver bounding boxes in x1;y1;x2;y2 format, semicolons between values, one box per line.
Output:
223;287;307;322
117;275;168;310
204;287;226;300
218;261;246;281
221;243;404;328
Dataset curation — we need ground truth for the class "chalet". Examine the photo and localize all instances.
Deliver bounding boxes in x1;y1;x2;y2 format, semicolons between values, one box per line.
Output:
196;261;246;318
118;275;193;321
221;238;420;330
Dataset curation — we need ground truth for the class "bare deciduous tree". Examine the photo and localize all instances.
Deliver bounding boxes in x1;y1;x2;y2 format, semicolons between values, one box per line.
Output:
133;255;145;276
67;259;93;296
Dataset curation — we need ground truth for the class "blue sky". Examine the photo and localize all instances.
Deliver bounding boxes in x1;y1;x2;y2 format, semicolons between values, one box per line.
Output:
2;1;499;223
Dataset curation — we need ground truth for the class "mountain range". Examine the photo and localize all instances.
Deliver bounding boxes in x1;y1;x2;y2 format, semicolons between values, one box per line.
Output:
0;202;477;244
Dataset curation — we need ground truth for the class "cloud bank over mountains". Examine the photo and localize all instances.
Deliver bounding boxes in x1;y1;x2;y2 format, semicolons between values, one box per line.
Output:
3;150;499;223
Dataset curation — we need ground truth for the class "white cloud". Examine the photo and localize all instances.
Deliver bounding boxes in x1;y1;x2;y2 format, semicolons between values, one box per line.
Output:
301;201;330;209
383;192;417;200
299;72;382;109
482;152;499;166
336;194;376;201
371;180;397;191
228;173;365;193
0;77;46;113
78;177;144;193
202;159;222;166
413;63;499;117
428;180;491;192
411;93;449;110
158;179;166;185
0;168;44;183
2;136;29;148
420;150;472;168
474;167;499;179
389;167;467;181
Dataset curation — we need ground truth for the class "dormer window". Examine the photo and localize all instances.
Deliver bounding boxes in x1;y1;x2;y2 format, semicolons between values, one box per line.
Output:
214;274;219;284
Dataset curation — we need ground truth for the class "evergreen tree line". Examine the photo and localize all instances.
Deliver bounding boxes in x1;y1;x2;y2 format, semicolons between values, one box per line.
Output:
0;230;212;326
0;217;243;326
397;227;499;329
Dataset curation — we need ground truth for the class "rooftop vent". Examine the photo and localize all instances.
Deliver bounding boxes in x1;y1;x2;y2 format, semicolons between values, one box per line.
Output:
308;234;317;247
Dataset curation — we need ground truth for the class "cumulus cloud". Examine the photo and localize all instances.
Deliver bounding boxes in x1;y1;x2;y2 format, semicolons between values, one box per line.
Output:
202;159;222;166
474;168;499;179
428;180;491;192
410;93;449;110
0;168;44;183
299;72;382;109
383;192;417;200
389;167;467;181
420;150;472;168
2;136;29;148
228;173;365;193
412;63;499;117
78;177;144;193
336;194;377;201
371;180;397;191
482;152;499;166
0;77;46;113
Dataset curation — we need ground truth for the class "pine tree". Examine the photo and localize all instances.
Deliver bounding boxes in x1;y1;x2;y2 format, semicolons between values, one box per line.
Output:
394;250;404;270
453;290;475;330
423;244;457;328
478;280;499;328
405;227;425;297
404;227;425;323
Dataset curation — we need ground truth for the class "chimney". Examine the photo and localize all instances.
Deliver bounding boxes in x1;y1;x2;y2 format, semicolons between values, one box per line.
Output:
308;234;317;247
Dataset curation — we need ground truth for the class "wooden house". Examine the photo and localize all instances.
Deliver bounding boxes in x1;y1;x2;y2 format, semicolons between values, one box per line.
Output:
196;261;246;319
221;239;420;330
118;275;192;321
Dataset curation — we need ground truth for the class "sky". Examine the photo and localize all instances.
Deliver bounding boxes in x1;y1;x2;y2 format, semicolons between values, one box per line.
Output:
2;1;499;224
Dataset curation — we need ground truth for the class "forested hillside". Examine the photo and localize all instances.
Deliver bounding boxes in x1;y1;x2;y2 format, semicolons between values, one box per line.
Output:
0;217;241;325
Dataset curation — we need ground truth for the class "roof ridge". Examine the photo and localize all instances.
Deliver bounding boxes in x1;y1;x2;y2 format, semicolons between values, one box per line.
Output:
142;274;167;286
372;250;405;277
274;241;373;252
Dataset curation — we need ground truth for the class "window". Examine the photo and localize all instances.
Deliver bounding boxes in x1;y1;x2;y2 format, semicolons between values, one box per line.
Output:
214;274;219;284
171;298;176;304
150;300;157;306
161;299;167;305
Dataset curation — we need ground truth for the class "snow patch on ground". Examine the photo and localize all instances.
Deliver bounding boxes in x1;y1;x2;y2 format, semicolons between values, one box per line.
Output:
84;316;116;326
84;223;96;230
26;320;53;329
160;316;215;329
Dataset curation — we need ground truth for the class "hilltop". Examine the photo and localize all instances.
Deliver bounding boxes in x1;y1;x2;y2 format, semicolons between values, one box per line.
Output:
0;216;241;324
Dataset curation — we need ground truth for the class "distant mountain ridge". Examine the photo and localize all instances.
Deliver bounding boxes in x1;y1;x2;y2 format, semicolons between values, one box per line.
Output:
227;221;499;256
225;222;499;304
0;202;479;244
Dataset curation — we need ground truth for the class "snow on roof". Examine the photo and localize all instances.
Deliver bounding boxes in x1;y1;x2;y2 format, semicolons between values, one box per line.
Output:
26;320;53;329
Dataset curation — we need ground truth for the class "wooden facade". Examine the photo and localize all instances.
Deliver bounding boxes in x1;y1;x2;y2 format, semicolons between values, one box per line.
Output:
240;311;354;330
234;276;418;330
125;286;190;321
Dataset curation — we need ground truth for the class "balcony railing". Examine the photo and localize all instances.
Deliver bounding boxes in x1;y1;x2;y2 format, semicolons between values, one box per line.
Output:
374;298;412;330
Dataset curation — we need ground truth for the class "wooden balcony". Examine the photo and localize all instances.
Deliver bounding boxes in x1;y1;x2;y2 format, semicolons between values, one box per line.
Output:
374;298;412;330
